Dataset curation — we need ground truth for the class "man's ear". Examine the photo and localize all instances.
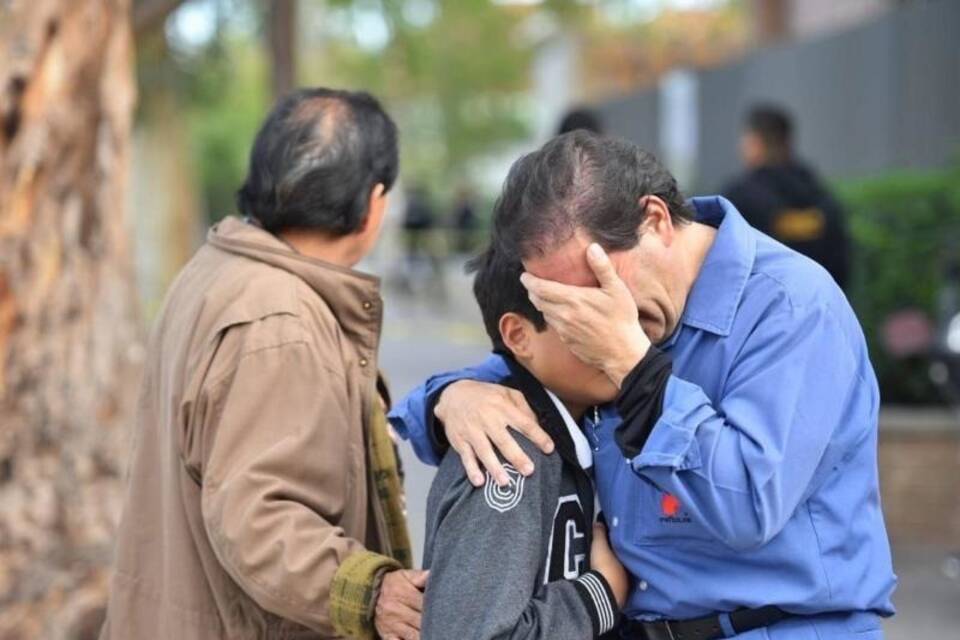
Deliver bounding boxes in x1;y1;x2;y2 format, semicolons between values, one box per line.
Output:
638;194;676;247
359;183;388;233
499;313;533;358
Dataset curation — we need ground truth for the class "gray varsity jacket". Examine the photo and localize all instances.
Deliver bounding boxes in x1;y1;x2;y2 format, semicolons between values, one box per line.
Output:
420;356;621;640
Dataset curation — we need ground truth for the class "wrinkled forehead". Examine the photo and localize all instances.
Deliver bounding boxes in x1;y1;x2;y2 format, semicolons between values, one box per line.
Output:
521;231;598;287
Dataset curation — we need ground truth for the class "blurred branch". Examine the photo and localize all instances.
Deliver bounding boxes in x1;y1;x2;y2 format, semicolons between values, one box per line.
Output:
268;0;297;100
134;0;186;36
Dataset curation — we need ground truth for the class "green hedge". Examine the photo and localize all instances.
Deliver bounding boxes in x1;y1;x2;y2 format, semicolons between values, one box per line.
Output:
837;164;960;404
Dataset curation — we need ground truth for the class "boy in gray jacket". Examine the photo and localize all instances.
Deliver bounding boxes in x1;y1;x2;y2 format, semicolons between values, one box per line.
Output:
421;247;628;639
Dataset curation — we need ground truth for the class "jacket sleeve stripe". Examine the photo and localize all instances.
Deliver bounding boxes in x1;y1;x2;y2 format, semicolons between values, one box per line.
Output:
573;571;617;635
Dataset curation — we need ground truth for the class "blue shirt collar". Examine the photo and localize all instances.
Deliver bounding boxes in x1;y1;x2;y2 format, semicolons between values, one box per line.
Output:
673;196;756;339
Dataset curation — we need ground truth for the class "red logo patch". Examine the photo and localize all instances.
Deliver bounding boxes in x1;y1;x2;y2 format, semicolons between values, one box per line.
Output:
661;493;681;517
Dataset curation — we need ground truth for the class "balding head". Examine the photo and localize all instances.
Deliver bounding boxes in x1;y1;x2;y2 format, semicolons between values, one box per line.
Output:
491;131;692;262
237;88;398;235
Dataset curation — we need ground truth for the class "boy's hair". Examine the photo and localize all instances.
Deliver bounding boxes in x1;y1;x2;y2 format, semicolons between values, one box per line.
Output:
467;245;547;353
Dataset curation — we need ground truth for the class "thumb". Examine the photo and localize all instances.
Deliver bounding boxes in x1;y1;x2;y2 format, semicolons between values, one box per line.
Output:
409;569;430;588
586;244;623;291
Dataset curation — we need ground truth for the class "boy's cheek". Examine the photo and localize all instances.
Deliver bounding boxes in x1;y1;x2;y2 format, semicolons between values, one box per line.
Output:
560;361;618;405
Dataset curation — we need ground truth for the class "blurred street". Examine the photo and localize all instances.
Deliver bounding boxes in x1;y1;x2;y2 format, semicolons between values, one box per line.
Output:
380;261;960;640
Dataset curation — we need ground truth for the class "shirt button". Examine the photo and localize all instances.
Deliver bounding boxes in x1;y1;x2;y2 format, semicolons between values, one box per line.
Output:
639;580;648;591
362;301;373;311
359;358;369;367
612;516;619;527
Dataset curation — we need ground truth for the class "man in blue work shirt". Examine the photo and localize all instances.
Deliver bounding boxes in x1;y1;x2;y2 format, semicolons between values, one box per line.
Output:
390;131;896;639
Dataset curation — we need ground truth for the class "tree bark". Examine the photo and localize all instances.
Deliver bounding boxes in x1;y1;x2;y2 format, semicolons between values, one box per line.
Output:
0;1;141;637
269;0;298;101
750;0;790;45
132;0;185;36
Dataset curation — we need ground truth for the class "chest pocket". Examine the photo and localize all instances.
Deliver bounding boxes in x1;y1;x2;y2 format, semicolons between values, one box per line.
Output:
631;480;716;545
601;452;717;550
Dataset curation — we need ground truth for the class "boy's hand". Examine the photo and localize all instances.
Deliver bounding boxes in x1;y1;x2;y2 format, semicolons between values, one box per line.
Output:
435;380;554;487
590;523;628;608
374;569;429;640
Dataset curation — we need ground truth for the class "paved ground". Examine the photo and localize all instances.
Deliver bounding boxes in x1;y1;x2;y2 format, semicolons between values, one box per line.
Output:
378;261;959;639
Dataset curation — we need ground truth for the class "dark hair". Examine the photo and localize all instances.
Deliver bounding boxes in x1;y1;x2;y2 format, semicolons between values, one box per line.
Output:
745;103;793;156
468;245;546;353
236;87;398;235
556;107;603;135
491;130;693;261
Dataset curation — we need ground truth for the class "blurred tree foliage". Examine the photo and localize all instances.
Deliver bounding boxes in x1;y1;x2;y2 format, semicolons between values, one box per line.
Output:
838;164;960;404
136;0;559;222
304;0;539;189
135;0;745;224
136;0;268;224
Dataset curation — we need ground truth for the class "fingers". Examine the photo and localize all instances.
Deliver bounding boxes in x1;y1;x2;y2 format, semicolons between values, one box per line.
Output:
381;570;426;611
379;604;421;636
505;389;553;455
510;419;554;457
442;382;549;486
489;426;535;476
392;575;425;611
451;437;485;487
408;569;430;589
520;272;577;303
383;621;420;640
471;434;509;487
376;571;425;640
586;243;622;290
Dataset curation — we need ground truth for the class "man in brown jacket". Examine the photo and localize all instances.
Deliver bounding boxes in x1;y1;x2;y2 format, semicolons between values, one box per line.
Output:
101;88;425;640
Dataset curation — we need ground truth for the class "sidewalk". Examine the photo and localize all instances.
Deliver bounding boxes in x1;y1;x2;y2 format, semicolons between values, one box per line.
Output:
885;545;960;638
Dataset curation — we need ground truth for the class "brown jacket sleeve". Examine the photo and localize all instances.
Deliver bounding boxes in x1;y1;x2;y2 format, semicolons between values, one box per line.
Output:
195;320;396;636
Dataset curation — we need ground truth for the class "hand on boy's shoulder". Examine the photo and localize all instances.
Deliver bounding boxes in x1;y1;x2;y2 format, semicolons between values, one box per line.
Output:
434;378;554;488
437;432;553;515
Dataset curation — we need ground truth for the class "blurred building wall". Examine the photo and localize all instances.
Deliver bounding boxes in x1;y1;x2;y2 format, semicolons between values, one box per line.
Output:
786;0;893;40
878;409;960;546
531;31;579;140
598;0;960;193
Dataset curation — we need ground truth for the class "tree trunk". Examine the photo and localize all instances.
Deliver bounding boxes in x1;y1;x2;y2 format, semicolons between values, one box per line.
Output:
750;0;790;45
0;1;141;638
269;0;297;101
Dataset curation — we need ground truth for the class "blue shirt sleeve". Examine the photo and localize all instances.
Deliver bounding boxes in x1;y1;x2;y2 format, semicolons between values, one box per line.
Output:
387;353;509;466
630;303;873;550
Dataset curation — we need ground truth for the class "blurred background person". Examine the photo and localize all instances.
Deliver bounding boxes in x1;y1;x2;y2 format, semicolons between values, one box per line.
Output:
400;184;445;299
556;106;604;135
723;104;851;290
450;184;479;255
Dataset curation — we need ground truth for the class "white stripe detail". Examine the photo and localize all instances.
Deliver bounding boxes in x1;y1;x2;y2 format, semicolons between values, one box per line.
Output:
582;574;612;632
590;574;615;632
593;574;615;632
578;573;614;633
592;574;614;633
483;464;525;513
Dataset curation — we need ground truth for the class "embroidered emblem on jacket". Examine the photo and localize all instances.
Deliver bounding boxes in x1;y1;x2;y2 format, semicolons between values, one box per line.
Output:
484;464;525;513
